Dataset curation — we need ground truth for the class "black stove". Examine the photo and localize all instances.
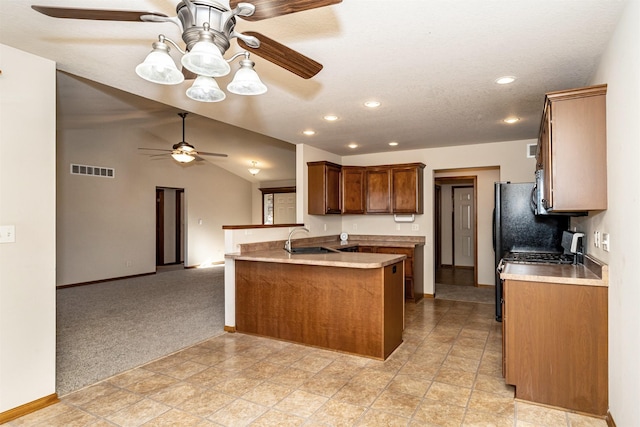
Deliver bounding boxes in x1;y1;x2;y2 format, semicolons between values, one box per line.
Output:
501;251;576;265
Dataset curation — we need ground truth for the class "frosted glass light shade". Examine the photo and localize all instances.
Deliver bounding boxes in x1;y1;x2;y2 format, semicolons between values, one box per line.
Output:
227;62;267;95
186;76;226;102
171;151;195;163
136;47;184;85
181;41;230;77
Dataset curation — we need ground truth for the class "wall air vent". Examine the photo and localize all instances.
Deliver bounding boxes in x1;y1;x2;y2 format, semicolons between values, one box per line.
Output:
70;164;115;178
527;143;537;158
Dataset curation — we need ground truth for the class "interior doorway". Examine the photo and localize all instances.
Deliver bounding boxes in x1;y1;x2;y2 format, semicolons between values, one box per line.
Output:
156;187;185;268
434;175;477;287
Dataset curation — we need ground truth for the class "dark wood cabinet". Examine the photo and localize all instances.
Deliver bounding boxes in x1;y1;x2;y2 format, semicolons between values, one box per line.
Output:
391;163;425;214
365;167;392;213
341;166;366;214
307;161;342;215
537;84;607;212
503;279;608;415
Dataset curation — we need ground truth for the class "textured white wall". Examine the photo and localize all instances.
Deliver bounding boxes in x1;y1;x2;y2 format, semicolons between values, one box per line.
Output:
0;44;56;412
575;1;640;423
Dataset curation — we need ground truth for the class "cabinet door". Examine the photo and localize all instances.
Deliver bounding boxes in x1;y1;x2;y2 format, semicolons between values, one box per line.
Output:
366;167;391;213
375;247;414;300
307;161;341;215
391;165;424;214
342;166;366;214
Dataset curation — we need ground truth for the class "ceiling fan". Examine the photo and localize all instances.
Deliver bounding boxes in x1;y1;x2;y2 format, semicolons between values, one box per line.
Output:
31;0;342;80
138;113;228;163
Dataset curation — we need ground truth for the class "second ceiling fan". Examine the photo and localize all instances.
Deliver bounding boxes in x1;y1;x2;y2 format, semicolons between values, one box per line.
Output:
138;113;227;163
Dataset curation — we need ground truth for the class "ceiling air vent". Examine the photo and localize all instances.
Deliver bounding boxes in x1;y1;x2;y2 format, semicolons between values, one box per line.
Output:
70;164;115;178
527;143;537;158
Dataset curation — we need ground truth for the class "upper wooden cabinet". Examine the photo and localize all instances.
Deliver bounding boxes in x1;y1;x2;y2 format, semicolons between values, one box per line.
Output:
307;161;342;215
365;167;392;213
537;84;607;212
308;161;425;215
341;166;366;214
391;164;425;214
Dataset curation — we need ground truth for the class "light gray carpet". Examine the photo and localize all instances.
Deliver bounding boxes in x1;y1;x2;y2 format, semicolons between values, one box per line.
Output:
435;283;494;304
56;266;225;396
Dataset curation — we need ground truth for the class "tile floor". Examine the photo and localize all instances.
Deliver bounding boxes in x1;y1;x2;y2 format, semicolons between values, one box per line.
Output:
7;299;607;426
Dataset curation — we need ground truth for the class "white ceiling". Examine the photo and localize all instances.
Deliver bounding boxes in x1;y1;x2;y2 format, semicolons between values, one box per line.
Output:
0;0;628;182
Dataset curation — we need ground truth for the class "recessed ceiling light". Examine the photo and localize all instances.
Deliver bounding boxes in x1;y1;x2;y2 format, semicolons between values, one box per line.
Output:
495;76;516;85
364;100;381;108
388;141;399;146
323;114;339;122
348;143;358;149
503;117;520;124
302;130;316;136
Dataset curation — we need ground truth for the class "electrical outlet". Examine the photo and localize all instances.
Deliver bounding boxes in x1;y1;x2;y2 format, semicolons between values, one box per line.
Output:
602;233;610;252
396;224;401;231
0;225;16;243
323;223;327;231
412;224;419;231
594;231;600;248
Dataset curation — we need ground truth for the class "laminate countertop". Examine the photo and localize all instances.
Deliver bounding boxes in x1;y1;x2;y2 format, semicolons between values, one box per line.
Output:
500;255;608;287
228;249;405;269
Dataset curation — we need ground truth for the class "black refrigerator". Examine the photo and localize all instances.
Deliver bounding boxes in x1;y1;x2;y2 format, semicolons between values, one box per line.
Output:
493;182;569;321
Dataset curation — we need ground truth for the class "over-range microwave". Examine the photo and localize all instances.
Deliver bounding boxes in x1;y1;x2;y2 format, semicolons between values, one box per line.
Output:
534;170;587;216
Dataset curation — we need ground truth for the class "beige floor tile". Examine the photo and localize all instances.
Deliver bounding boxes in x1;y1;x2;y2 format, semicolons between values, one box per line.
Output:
434;366;477;388
158;360;209;380
239;361;283;380
467;389;515;417
349;368;395;390
149;382;203;406
214;375;265;397
474;373;514;398
566;412;608;427
290;354;335;373
106;398;171;427
371;389;422;418
449;343;485;360
241;381;294;407
274;389;328;418
216;355;259;372
175;389;236;418
332;382;382;407
442;354;481;373
413;397;466;426
269;367;315;388
142;408;206;426
107;368;157;388
425;381;472;407
250;409;306;426
463;408;514;426
298;374;349;397
143;352;191;372
355;408;410;426
310;399;367;426
122;372;178;395
78;387;144;418
184;367;234;388
516;401;568;426
386;374;431;397
62;382;120;406
189;349;233;366
208;398;268;426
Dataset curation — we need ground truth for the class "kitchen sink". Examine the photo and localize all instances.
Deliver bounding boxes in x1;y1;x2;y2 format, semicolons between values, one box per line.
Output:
287;246;339;254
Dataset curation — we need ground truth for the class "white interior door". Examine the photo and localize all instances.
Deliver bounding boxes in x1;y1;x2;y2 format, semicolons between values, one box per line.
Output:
453;187;474;267
274;192;296;224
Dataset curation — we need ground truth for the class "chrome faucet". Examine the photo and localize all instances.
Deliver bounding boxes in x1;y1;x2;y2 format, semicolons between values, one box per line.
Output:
284;227;309;252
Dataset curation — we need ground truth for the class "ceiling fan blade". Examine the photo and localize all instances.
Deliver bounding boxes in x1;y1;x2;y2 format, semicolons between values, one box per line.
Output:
230;0;342;21
237;31;322;79
138;148;172;152
198;151;229;158
31;5;168;22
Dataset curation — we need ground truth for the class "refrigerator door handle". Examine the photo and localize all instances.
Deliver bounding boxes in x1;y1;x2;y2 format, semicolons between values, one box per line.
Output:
492;208;496;252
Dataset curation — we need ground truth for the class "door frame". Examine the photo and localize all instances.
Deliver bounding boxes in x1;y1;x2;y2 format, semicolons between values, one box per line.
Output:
156;187;185;267
434;175;478;287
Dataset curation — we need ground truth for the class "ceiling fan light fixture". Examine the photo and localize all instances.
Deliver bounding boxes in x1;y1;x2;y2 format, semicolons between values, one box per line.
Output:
136;40;184;85
171;150;196;163
186;76;226;102
227;58;267;95
181;30;230;77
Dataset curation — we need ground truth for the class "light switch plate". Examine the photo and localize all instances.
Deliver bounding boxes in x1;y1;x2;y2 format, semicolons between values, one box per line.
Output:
0;225;16;243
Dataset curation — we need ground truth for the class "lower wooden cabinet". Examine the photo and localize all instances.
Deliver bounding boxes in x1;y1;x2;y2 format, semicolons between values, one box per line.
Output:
359;245;423;302
503;279;608;415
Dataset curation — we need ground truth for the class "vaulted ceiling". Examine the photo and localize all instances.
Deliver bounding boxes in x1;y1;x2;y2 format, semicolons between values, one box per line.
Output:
0;0;627;181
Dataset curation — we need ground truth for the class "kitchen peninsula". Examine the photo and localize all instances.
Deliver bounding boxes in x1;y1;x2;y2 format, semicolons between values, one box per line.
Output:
224;232;425;360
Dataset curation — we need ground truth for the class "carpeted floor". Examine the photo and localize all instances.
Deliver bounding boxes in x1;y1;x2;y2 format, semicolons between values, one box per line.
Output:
56;266;225;396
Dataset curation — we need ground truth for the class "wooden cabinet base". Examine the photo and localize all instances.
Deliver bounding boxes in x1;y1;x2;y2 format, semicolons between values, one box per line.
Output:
235;260;404;360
